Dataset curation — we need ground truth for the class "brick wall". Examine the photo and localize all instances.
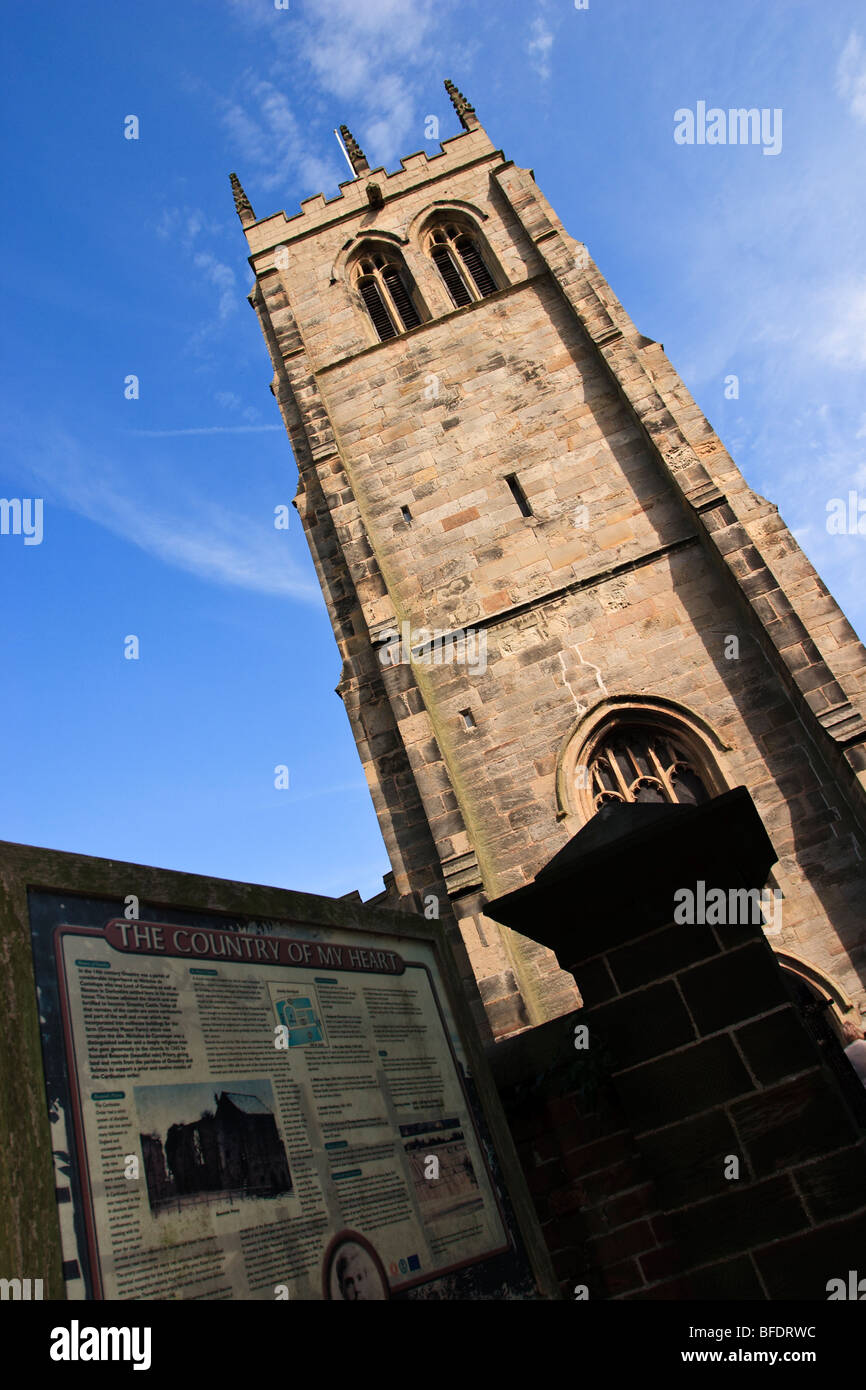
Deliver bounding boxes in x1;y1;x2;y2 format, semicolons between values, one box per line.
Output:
489;909;866;1300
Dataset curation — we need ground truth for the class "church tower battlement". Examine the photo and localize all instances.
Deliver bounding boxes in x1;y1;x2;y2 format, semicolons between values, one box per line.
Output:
233;82;866;1044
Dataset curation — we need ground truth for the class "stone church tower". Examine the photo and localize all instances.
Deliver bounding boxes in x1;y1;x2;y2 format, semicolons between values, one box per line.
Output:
232;82;866;1045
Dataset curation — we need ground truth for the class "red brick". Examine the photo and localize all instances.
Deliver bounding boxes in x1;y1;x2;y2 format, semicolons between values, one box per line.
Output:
524;1160;567;1197
581;1159;646;1204
639;1243;683;1283
549;1182;586;1217
651;1213;673;1245
581;1205;611;1239
545;1096;579;1128
531;1132;566;1163
551;1249;583;1281
546;1210;591;1251
557;1110;608;1152
603;1258;645;1297
603;1183;659;1231
562;1132;635;1177
587;1218;656;1266
547;1117;584;1149
624;1275;693;1300
506;1106;549;1143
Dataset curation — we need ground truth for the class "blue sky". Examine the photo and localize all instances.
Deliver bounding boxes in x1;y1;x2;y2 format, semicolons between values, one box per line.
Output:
2;0;865;901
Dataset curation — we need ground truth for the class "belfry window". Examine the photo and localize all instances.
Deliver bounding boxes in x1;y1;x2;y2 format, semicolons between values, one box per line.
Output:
587;728;709;812
353;251;422;341
426;223;498;307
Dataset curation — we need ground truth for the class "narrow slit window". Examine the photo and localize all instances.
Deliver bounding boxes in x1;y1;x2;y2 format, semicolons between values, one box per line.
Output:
401;505;413;525
460;709;476;730
505;473;533;517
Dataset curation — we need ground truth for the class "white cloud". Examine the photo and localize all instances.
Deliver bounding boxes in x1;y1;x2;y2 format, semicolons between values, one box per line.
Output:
364;75;417;167
192;251;238;321
222;81;339;195
155;206;208;249
298;0;441;159
836;31;866;122
154;206;241;335
214;391;259;424
224;0;458;178
527;16;554;82
814;280;866;369
11;425;318;601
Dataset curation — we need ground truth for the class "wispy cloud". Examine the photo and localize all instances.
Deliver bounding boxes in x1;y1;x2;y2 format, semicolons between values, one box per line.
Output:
527;14;554;82
128;425;282;437
10;423;318;601
154;203;247;345
155;208;208;248
814;279;866;369
192;250;238;321
225;0;457;179
215;390;260;424
297;0;443;160
222;79;341;196
836;31;866;122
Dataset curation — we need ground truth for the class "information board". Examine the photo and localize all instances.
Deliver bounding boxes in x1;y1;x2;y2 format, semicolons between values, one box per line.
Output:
28;887;538;1301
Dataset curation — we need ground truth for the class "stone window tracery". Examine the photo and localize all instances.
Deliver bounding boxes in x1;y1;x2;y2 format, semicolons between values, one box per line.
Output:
587;727;710;812
425;222;498;307
352;249;423;341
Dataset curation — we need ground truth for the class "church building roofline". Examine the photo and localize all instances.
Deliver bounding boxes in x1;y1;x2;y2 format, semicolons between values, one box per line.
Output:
240;140;505;263
231;83;497;253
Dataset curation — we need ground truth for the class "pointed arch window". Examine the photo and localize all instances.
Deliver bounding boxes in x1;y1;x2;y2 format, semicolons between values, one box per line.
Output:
557;699;728;824
587;728;710;812
426;222;499;307
352;249;423;341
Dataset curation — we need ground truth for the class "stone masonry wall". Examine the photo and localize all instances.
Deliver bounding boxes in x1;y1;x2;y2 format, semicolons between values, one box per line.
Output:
239;118;866;1038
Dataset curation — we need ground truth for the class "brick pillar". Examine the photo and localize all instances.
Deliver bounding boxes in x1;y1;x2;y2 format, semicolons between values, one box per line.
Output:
486;788;866;1299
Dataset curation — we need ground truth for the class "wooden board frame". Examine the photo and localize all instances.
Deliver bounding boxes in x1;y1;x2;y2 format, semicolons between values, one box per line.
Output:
0;839;559;1301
